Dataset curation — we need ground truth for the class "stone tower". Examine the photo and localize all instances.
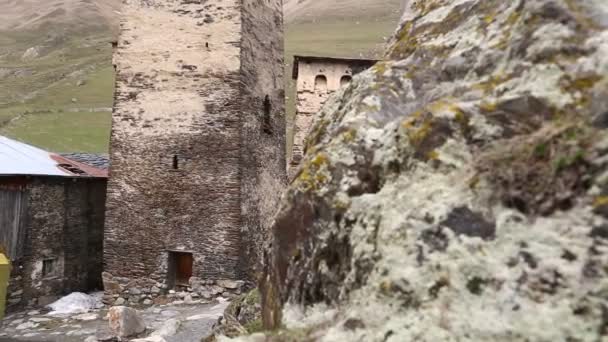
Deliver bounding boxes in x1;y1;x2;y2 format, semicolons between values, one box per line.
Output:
104;0;285;296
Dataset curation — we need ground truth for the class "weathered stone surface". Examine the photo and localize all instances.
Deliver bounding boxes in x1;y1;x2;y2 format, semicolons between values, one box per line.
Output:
289;57;377;179
15;321;37;330
259;0;608;341
150;318;180;338
132;337;166;342
73;313;98;321
108;306;146;337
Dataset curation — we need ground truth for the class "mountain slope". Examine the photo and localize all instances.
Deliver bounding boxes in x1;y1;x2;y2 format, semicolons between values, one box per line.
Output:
0;0;120;31
0;0;401;153
0;0;120;152
284;0;403;24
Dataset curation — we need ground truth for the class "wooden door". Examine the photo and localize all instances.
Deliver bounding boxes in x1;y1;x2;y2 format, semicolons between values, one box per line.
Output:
174;252;193;286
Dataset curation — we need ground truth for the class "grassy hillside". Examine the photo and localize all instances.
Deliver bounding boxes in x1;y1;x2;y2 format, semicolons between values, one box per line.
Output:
283;0;403;24
0;0;118;153
0;0;401;153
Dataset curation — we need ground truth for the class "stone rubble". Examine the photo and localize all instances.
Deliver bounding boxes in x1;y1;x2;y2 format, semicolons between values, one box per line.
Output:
102;272;247;306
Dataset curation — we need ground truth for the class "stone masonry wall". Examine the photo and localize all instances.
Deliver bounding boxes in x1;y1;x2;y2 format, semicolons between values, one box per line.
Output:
105;0;286;300
5;177;106;311
238;0;287;280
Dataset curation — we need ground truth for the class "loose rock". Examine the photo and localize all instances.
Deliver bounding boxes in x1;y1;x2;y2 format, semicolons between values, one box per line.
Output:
108;306;146;337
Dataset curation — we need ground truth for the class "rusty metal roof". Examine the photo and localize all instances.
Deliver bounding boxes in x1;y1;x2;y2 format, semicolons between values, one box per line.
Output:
60;153;109;170
0;136;107;178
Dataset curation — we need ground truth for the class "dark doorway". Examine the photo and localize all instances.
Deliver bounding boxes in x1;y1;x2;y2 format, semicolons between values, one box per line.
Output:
167;251;193;288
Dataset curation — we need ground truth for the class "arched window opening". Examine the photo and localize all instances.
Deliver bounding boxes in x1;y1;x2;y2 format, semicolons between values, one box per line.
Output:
314;75;328;91
340;75;352;87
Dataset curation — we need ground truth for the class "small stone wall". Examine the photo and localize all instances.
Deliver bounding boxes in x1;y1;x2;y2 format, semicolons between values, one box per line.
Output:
102;272;250;306
4;177;106;311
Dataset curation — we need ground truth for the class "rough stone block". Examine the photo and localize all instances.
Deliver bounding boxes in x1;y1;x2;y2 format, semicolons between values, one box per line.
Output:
217;279;243;290
108;306;146;337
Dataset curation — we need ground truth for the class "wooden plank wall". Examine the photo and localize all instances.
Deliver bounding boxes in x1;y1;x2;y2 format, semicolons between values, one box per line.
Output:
0;189;26;260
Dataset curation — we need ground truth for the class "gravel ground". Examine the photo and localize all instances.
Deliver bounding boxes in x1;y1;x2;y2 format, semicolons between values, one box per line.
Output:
0;300;229;342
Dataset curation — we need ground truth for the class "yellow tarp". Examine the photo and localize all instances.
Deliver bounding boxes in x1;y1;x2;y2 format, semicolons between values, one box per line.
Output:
0;253;9;320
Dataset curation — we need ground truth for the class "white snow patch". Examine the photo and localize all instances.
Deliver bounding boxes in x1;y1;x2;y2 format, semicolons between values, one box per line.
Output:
47;292;103;315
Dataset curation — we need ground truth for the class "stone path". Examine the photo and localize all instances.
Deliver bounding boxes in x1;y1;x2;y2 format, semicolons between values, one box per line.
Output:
0;300;229;342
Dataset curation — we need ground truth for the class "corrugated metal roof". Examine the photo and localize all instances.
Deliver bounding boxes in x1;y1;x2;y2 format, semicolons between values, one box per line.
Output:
0;136;107;178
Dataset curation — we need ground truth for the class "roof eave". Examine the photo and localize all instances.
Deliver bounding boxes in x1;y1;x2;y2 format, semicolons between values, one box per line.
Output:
292;55;380;80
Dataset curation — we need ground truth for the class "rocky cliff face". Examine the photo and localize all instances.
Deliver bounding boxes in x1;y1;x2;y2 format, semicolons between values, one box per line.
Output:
258;0;608;341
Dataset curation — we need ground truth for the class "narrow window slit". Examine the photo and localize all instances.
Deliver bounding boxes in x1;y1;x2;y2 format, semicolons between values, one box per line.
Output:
262;95;273;135
173;155;179;170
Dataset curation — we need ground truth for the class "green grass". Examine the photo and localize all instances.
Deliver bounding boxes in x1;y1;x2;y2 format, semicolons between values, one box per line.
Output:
30;65;115;109
0;27;115;153
0;111;111;153
0;63;114;152
0;29;113;105
285;20;396;58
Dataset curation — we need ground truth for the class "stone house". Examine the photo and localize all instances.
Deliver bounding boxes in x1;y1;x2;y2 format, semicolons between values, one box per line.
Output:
289;55;378;177
0;136;108;310
103;0;286;303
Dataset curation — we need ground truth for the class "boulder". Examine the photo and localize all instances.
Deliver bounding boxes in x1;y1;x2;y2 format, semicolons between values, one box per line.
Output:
21;46;39;60
108;306;146;337
261;0;608;340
